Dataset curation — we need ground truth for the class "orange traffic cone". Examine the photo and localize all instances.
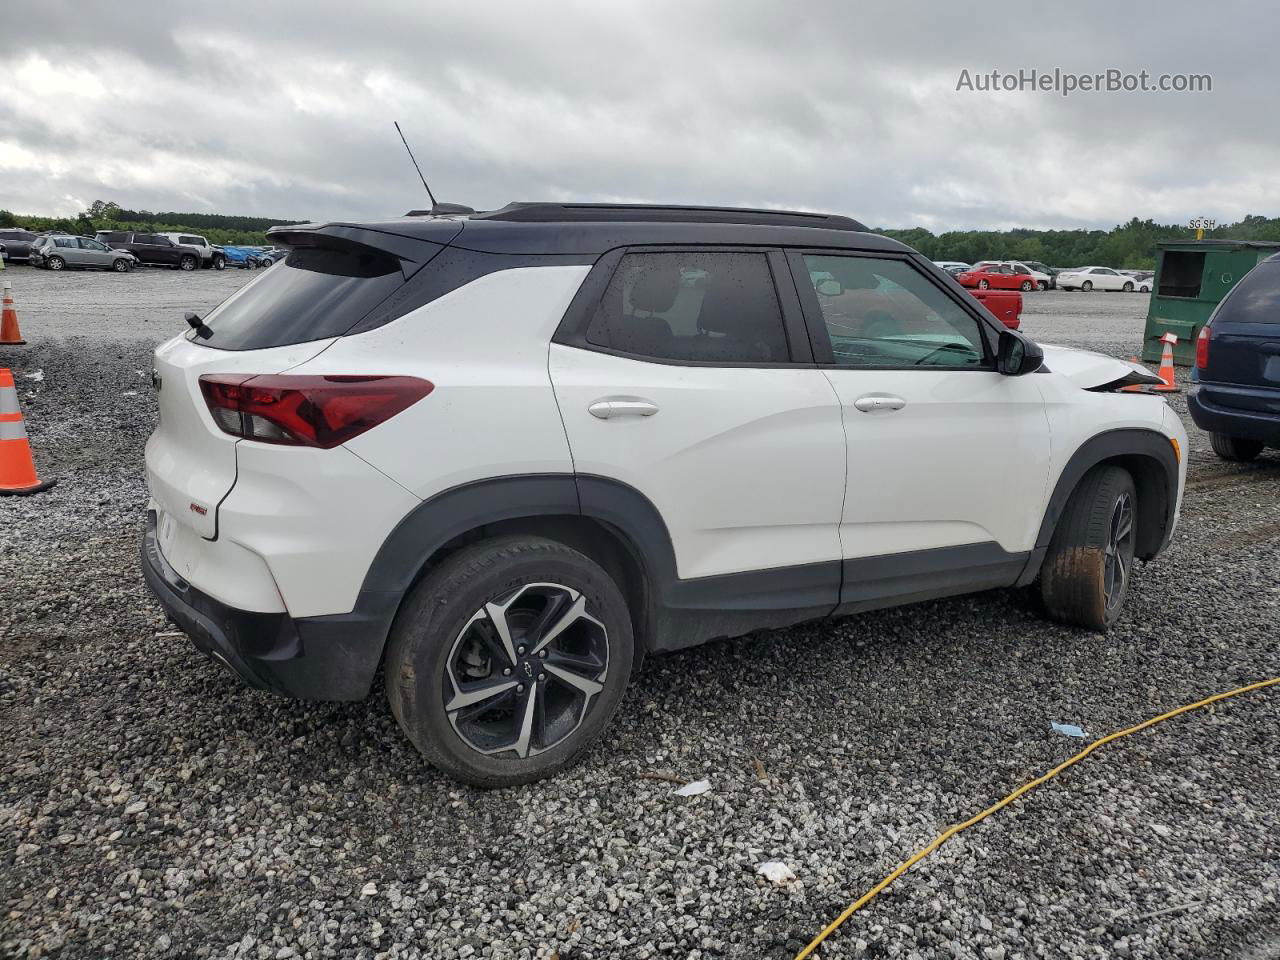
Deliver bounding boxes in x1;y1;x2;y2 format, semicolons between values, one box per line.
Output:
1151;332;1179;393
1;280;26;346
0;368;56;495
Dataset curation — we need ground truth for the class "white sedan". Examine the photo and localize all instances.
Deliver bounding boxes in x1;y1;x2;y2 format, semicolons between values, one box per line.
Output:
1057;266;1141;292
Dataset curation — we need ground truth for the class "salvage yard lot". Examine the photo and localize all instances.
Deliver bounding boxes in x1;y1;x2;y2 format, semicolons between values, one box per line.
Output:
2;267;1279;960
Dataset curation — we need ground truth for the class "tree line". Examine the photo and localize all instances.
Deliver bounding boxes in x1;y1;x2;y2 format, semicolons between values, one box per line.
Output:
3;202;1279;267
877;215;1280;269
0;201;305;246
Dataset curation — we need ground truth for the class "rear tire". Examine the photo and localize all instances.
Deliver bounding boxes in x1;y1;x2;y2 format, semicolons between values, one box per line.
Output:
978;279;990;289
1037;281;1049;291
1210;432;1264;461
1039;465;1137;632
385;536;634;787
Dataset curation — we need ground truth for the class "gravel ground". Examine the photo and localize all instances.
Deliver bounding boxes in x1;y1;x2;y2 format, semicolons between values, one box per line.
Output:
2;267;1278;960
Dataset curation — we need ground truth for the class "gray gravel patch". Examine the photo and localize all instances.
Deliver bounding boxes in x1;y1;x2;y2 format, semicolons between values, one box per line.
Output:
2;270;1279;960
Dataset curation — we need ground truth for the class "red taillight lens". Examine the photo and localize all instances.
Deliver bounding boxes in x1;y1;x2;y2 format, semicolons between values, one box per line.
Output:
199;374;433;448
1195;326;1211;369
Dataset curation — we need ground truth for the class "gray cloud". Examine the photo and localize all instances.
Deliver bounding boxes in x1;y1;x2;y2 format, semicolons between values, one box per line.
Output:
1;0;1274;230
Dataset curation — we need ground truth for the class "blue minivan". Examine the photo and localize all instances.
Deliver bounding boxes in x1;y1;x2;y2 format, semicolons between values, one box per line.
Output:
1189;253;1280;460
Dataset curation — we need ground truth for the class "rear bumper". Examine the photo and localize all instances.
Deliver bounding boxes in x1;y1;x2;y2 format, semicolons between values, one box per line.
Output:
141;512;398;701
1188;386;1280;446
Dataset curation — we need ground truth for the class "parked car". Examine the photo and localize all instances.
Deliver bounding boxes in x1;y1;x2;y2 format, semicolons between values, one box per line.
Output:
967;288;1022;328
30;235;139;272
932;260;971;274
1189;254;1280;461
0;241;6;262
1021;261;1058;289
1130;271;1154;292
974;261;1052;291
1057;266;1139;292
95;231;202;270
955;263;1037;291
141;201;1185;786
158;233;226;270
220;245;263;269
0;228;40;262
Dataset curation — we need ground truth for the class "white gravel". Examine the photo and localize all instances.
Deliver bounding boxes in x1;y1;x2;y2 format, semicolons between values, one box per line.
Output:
2;266;1279;960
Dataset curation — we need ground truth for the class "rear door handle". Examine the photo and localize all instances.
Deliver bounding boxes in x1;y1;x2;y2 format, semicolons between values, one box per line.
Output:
588;398;660;419
853;394;906;414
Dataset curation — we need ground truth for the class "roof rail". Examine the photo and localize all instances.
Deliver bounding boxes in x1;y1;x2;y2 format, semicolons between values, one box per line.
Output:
474;202;868;232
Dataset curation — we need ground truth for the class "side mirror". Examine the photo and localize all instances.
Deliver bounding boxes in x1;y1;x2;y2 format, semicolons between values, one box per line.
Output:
997;330;1044;376
815;278;844;297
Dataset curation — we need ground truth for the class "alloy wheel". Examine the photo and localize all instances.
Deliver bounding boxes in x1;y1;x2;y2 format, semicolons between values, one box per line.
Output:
1103;492;1134;610
444;582;609;759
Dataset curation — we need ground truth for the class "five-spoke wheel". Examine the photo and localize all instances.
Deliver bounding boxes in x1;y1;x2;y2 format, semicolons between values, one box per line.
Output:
386;536;633;787
444;583;610;759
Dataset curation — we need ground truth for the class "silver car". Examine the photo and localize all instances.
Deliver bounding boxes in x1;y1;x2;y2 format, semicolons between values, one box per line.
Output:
32;235;138;273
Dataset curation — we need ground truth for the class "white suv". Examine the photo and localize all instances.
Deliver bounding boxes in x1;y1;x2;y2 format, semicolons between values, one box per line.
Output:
142;203;1187;786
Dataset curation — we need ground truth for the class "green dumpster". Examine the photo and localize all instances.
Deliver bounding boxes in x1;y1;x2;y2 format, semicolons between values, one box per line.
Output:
1142;239;1280;365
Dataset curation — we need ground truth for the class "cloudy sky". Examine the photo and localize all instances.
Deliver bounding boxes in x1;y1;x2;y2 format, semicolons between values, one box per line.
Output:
0;1;1272;232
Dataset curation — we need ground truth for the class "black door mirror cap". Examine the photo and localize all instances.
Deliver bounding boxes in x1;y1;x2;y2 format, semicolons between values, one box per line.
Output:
998;330;1044;376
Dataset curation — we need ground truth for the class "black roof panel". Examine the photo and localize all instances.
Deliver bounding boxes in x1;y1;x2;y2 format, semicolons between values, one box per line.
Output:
269;203;910;259
474;201;869;232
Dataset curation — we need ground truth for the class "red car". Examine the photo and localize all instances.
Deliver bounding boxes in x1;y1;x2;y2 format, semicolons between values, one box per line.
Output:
956;263;1037;291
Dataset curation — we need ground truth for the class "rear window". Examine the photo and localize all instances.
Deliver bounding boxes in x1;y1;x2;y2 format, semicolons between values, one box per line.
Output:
1214;261;1280;325
198;246;406;351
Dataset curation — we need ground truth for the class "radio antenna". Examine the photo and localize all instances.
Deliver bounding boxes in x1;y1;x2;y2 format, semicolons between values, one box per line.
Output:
393;122;475;217
395;121;438;209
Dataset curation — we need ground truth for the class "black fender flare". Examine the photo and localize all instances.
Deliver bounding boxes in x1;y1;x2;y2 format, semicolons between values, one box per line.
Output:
1018;428;1179;585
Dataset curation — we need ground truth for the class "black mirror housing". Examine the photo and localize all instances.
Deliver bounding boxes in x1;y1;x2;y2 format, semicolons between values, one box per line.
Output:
997;330;1044;376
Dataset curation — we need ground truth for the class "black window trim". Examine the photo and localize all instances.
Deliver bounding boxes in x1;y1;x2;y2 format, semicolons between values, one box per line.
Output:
552;244;816;368
785;248;1001;371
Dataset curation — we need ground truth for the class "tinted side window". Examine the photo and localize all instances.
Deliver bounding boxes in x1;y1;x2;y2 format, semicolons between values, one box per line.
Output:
801;255;988;368
1216;261;1280;324
585;251;789;363
179;236;203;246
199;246;406;351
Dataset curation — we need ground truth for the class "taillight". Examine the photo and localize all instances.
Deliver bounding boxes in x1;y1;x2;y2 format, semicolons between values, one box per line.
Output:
198;374;433;448
1195;326;1211;369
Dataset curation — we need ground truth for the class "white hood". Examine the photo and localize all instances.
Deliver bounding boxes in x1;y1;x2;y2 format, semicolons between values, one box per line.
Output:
1039;344;1163;390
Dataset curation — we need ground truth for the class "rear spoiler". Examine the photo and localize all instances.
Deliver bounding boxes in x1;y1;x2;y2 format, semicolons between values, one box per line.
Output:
266;221;463;266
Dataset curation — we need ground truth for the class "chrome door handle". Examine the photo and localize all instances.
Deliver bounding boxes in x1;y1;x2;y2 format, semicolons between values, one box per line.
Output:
588;398;660;419
853;394;906;413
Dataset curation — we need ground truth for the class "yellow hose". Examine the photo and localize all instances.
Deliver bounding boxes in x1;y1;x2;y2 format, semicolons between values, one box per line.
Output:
795;676;1280;959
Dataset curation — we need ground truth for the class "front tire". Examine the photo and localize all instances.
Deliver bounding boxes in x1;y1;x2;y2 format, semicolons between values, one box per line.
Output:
1037;281;1049;291
1020;279;1033;291
179;255;197;271
1210;432;1264;461
1123;281;1134;292
1081;280;1093;291
112;258;130;273
385;536;634;787
978;279;990;289
212;255;225;271
48;256;65;271
1039;465;1137;632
